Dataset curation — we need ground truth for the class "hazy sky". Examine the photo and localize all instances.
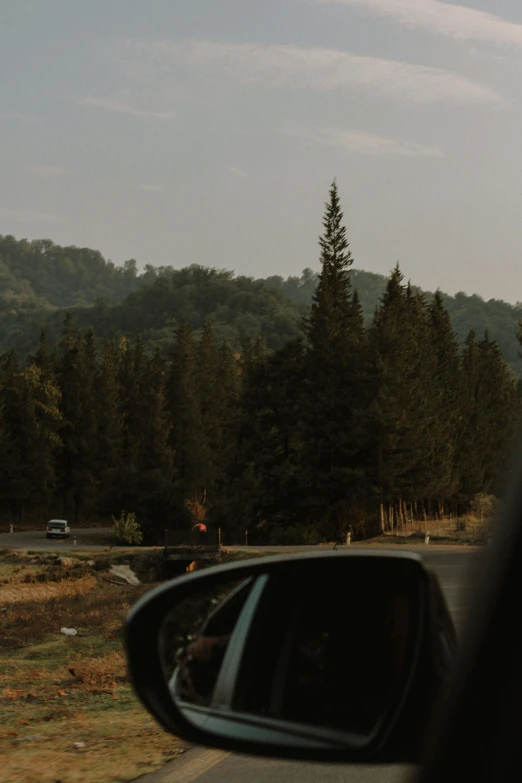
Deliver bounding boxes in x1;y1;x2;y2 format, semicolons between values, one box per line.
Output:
2;1;522;302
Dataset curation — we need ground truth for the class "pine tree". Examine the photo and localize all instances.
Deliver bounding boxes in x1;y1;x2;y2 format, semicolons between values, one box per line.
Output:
166;321;209;521
305;180;354;352
249;338;306;540
211;342;242;507
475;333;517;494
31;327;54;381
197;322;221;500
401;286;440;505
208;336;269;542
134;348;175;532
369;267;440;530
20;364;62;513
0;350;24;518
55;315;97;522
425;291;462;511
197;324;241;508
80;328;98;506
138;349;173;475
0;351;61;522
94;341;122;505
117;335;140;471
296;181;370;541
457;330;484;502
455;329;517;503
107;337;177;534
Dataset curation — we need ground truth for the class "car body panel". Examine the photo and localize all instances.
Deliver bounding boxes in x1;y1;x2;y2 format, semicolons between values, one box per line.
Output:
46;519;70;538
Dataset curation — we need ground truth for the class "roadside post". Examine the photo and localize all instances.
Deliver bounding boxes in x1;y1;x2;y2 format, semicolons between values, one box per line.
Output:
245;530;248;546
73;536;77;547
9;524;13;535
346;532;352;545
425;531;430;545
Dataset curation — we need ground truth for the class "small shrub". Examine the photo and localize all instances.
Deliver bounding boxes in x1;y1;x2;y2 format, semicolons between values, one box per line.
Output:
470;493;499;526
112;511;143;546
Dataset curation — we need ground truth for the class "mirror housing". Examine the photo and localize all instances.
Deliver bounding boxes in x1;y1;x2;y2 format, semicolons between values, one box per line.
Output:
125;551;456;764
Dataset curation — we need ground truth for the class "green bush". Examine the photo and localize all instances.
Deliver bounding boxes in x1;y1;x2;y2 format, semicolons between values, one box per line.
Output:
112;511;143;546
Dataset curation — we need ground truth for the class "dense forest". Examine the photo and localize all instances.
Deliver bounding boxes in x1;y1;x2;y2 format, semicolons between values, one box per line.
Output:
1;232;522;372
0;183;519;543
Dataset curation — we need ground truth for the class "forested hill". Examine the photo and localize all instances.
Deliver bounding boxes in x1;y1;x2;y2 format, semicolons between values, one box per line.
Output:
1;233;521;371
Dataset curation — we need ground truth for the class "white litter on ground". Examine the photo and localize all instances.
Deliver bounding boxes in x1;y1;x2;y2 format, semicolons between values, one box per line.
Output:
109;565;140;585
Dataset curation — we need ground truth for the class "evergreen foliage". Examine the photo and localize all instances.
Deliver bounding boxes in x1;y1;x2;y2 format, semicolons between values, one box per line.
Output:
0;185;519;542
1;233;522;373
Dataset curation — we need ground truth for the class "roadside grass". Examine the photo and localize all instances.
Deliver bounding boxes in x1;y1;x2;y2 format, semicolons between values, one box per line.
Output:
0;554;184;783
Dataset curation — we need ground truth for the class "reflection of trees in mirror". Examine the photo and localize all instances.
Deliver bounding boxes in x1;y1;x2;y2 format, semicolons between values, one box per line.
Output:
160;578;253;705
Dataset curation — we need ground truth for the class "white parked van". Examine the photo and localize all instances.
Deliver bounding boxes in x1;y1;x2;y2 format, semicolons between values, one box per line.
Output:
46;520;70;539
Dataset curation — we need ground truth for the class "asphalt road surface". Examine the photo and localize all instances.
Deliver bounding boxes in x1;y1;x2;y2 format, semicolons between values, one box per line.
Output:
0;526;113;550
135;546;482;783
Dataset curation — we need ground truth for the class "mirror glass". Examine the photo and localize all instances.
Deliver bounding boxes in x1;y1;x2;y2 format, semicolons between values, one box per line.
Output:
160;559;422;744
161;577;253;705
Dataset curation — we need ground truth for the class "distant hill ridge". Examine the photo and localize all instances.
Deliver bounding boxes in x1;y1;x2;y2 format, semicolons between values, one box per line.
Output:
0;233;520;372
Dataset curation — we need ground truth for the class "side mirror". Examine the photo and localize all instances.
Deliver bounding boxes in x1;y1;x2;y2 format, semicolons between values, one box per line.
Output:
125;552;457;764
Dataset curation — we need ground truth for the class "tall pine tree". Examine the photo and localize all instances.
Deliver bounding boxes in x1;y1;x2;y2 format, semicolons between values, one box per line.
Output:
296;181;369;541
167;321;209;524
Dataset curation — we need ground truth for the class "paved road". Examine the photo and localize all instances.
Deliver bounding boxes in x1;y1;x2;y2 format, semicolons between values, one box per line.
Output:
138;547;482;783
0;526;113;551
139;746;411;783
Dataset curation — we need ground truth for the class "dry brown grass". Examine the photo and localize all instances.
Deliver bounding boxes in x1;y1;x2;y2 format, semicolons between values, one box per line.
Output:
0;553;185;783
0;574;97;604
0;649;128;705
0;579;154;650
1;706;183;783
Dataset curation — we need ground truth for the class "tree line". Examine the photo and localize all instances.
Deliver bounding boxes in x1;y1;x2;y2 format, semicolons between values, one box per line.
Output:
0;183;519;543
3;231;522;374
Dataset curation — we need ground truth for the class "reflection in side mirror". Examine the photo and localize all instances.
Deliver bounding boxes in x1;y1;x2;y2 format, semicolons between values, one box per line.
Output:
126;553;457;764
161;578;254;706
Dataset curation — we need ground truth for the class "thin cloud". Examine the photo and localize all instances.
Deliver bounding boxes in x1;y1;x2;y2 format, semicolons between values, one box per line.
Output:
118;39;498;104
1;110;28;120
138;184;164;192
283;126;444;158
0;208;61;224
227;166;249;178
81;96;175;119
319;0;522;48
27;164;69;178
0;110;38;125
